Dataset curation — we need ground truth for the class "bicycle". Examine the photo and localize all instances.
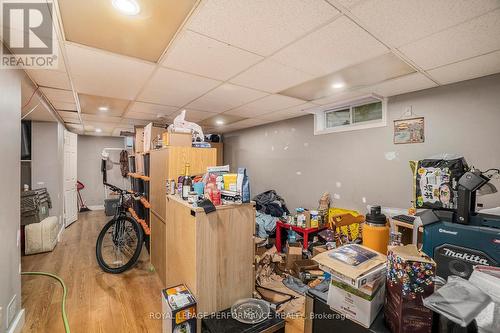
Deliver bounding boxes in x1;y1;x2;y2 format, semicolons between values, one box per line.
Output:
95;159;147;274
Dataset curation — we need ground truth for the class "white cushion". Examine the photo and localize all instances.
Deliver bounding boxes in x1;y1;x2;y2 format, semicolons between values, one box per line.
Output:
25;216;59;255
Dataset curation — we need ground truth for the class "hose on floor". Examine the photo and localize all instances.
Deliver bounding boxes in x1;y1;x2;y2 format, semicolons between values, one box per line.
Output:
21;272;70;333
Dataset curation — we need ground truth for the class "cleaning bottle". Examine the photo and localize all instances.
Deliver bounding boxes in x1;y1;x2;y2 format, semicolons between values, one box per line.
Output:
362;206;390;254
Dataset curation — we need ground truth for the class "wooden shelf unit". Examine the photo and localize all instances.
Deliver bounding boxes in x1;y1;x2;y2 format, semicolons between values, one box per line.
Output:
149;146;216;284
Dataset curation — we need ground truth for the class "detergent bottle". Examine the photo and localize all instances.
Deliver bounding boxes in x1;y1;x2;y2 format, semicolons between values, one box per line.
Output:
362;206;390;254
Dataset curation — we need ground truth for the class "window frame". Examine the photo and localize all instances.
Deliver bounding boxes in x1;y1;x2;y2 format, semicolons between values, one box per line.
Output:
312;94;387;135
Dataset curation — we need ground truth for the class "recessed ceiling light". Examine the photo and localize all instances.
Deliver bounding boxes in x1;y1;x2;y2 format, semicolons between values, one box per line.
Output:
112;0;140;16
98;106;109;112
95;128;102;133
331;82;345;89
215;120;224;126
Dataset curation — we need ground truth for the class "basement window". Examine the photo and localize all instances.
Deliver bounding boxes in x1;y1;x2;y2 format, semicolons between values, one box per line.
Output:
312;95;387;135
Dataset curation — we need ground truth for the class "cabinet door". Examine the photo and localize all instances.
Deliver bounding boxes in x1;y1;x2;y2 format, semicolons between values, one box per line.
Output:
150;211;166;286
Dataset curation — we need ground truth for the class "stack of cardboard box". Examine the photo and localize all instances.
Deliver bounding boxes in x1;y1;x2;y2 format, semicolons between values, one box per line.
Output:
313;244;386;328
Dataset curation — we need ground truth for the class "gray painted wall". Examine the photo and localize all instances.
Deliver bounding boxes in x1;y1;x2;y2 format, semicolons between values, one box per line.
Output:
77;135;128;207
224;74;500;213
32;121;64;230
0;70;22;331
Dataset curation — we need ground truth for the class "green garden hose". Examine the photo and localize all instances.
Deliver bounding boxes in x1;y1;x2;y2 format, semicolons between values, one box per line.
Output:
21;272;70;333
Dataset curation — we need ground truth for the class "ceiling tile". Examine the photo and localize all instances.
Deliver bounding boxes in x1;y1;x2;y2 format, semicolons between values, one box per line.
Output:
23;104;57;122
199;114;247;127
350;0;500;47
81;114;123;123
58;111;80;122
128;102;178;116
312;90;370;105
359;73;437;97
399;9;500;70
187;0;340;56
271;16;388;76
83;121;119;132
138;67;221;106
120;118;151;126
170;109;218;122
219;118;272;133
40;87;75;103
230;59;315;93
52;101;77;111
186;83;268;112
225;94;305;117
427;50;500;85
65;43;156;100
280;53;415;100
79;93;130;117
59;0;197;62
326;0;366;9
259;102;316;121
125;111;171;122
26;69;71;90
162;30;263;80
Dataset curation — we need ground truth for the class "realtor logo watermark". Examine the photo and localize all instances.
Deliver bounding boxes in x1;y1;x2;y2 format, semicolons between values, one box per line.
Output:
1;0;58;69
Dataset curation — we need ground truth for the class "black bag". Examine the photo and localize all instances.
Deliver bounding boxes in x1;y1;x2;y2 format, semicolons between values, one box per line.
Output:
410;157;468;209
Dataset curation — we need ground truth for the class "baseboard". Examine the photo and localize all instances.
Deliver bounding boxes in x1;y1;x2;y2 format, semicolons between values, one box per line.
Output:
87;205;104;211
7;308;25;333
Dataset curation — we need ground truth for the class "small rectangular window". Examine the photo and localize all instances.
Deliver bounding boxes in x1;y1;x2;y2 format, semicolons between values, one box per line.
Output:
353;101;382;124
325;108;350;128
312;95;387;135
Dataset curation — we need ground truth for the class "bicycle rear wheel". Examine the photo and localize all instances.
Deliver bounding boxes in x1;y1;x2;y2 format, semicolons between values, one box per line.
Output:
96;216;144;274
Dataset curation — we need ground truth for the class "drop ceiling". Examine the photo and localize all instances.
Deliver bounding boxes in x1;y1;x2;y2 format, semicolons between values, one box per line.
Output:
9;0;500;136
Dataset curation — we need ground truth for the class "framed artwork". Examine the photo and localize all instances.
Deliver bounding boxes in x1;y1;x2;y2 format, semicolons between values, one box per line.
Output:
394;117;425;144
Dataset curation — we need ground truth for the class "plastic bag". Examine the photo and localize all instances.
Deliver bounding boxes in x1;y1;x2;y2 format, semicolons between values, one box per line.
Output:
409;156;468;209
423;276;491;327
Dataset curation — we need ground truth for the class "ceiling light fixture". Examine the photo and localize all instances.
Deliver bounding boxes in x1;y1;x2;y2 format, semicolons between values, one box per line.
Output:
331;82;345;89
98;106;109;112
215;120;224;126
95;128;102;133
112;0;141;16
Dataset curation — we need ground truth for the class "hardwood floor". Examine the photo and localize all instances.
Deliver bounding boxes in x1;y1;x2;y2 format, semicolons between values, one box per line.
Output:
21;211;164;333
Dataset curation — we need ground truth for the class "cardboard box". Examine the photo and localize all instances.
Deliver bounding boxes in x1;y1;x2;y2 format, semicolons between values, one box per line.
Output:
135;127;144;153
327;279;385;328
144;122;167;152
313;244;386;290
162;132;192;147
161;284;197;333
292;259;319;278
312;245;327;257
286;243;303;270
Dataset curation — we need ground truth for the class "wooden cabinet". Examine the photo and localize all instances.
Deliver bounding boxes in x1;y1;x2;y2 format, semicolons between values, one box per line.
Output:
149;147;216;220
210;142;224;166
163;195;255;315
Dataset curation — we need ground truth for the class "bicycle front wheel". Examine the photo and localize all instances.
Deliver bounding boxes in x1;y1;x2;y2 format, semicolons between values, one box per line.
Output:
96;216;144;274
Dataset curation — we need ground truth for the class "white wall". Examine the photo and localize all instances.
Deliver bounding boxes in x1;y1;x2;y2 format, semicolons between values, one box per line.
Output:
32;121;64;230
77;135;128;207
224;74;500;213
0;70;23;331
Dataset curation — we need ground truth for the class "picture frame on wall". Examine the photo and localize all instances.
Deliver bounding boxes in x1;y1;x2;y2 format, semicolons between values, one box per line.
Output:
394;117;425;144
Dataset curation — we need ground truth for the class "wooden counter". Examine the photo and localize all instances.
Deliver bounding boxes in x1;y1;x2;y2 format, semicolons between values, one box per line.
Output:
152;195;256;315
